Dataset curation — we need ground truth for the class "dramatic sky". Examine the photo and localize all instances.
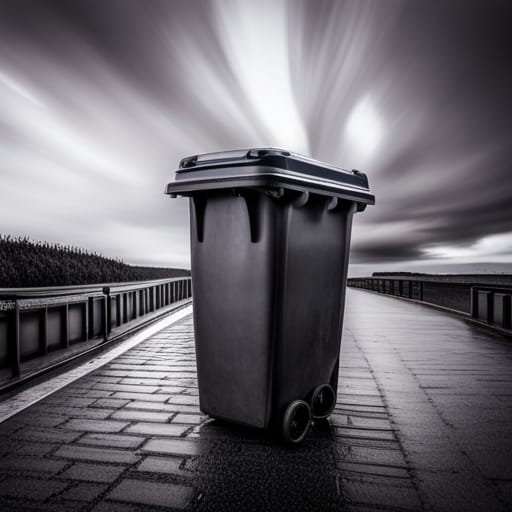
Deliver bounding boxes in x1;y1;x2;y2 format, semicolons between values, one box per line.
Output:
1;0;511;275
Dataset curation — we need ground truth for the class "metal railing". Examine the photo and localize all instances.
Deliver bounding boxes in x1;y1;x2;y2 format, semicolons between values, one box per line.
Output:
471;286;512;330
348;277;512;332
0;277;192;383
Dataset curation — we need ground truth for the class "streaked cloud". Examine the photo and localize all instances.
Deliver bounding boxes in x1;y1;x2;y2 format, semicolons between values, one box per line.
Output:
0;0;511;272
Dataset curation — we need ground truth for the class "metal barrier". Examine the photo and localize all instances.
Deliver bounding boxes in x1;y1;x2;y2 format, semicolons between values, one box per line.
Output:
0;277;192;382
348;277;512;332
471;286;512;329
348;278;426;301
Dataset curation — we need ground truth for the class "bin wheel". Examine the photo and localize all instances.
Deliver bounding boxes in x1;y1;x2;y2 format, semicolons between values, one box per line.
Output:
310;383;336;419
282;400;312;444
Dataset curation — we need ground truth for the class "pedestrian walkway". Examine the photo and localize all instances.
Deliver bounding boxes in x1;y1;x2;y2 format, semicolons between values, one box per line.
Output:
0;289;511;511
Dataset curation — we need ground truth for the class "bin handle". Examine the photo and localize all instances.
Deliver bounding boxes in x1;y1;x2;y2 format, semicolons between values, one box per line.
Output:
327;197;338;211
293;191;309;208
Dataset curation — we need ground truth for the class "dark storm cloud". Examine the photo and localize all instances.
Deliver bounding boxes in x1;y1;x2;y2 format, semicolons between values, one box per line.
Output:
350;242;425;264
0;0;511;268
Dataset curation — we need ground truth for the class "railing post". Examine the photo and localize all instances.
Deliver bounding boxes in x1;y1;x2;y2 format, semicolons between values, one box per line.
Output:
420;281;424;302
62;304;69;349
88;297;95;338
116;294;121;326
11;300;21;378
83;300;89;341
123;293;128;323
102;287;111;342
471;287;478;318
40;307;48;355
140;290;145;316
493;293;511;329
504;295;511;329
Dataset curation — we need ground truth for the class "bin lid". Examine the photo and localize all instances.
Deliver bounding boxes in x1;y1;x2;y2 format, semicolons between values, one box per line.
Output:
165;148;375;207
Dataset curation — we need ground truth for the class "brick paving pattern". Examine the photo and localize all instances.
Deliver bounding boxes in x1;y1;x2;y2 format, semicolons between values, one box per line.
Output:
0;289;510;511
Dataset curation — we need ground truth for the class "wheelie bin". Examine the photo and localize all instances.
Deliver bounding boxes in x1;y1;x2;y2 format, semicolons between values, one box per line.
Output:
166;148;374;443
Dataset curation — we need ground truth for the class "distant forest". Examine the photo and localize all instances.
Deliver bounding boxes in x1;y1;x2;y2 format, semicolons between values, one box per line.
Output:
0;235;189;288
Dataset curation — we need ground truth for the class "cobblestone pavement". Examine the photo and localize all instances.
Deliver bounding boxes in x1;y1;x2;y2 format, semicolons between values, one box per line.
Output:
0;289;511;511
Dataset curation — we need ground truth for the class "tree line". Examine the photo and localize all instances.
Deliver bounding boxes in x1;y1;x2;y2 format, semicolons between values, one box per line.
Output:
0;235;189;288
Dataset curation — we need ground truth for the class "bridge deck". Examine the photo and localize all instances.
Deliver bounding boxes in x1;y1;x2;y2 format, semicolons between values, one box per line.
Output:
0;289;511;511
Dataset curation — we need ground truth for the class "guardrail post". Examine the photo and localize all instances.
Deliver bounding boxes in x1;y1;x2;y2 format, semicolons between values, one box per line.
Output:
133;291;138;320
476;290;493;323
40;307;48;355
115;294;121;327
11;300;21;378
471;287;478;318
420;281;424;302
62;304;69;349
123;293;128;323
505;295;511;330
102;287;111;342
140;290;145;316
83;300;89;341
88;297;95;337
493;293;511;329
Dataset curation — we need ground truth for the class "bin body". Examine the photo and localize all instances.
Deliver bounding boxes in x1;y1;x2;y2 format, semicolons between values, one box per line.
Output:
166;149;374;429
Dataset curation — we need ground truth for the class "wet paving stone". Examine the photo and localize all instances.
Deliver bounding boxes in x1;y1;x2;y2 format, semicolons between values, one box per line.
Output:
107;478;195;509
59;482;107;501
54;445;141;464
125;422;189;437
62;419;129;432
173;413;205;425
141;438;200;457
0;477;68;501
110;410;173;422
0;456;68;474
78;433;146;449
60;462;127;483
136;455;191;476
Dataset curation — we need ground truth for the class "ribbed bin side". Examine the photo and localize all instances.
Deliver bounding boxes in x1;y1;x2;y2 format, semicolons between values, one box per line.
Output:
190;192;277;428
272;197;355;416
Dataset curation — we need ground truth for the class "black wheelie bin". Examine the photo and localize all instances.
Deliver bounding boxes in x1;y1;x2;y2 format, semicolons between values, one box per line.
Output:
166;148;374;443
